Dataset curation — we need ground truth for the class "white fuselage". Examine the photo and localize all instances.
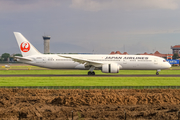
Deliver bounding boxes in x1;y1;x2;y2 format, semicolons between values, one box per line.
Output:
18;54;171;70
13;32;171;75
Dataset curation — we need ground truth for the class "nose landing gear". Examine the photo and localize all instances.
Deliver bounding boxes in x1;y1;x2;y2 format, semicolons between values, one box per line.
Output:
156;72;159;75
156;69;161;75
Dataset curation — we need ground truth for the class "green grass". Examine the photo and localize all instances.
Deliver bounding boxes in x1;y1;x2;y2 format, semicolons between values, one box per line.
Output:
0;65;45;69
0;67;180;86
170;66;180;69
0;77;180;86
1;64;180;70
0;69;180;75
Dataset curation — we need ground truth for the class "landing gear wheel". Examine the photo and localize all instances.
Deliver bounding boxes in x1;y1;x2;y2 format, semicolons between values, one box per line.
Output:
156;72;159;75
92;71;95;75
88;71;95;75
88;71;91;75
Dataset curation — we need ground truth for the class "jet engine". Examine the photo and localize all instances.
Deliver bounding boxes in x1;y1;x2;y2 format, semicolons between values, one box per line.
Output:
101;63;120;73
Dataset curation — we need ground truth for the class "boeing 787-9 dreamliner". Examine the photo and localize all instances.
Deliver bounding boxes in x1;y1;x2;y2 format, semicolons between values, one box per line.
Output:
14;32;171;75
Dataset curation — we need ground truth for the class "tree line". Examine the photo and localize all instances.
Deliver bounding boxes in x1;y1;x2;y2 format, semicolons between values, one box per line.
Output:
0;53;22;61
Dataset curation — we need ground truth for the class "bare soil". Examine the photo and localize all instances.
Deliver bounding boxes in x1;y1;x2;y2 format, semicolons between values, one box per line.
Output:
0;89;180;120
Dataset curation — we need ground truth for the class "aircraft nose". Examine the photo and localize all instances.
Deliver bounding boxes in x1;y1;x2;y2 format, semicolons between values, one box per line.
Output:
167;62;171;68
162;62;171;69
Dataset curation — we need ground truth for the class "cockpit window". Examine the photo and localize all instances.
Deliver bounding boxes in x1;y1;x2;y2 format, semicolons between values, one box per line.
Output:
163;60;166;62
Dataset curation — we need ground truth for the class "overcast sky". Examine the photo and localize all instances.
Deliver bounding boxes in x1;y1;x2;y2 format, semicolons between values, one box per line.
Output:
1;0;180;55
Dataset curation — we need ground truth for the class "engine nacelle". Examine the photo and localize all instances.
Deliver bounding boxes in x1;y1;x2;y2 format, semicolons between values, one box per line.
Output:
101;63;119;73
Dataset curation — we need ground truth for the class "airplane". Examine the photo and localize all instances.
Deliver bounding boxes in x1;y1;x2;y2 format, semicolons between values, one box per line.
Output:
14;32;171;75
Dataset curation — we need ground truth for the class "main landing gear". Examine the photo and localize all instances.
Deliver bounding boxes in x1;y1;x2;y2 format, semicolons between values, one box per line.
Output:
88;71;95;75
88;66;95;75
156;69;161;75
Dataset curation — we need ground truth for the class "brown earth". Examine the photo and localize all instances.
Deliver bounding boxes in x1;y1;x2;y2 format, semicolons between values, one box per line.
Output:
0;89;180;120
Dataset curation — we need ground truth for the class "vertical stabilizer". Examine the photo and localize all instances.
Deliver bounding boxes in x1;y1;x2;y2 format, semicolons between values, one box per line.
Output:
14;32;41;57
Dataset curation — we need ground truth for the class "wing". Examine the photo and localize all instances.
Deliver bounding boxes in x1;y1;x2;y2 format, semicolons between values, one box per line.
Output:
58;55;103;67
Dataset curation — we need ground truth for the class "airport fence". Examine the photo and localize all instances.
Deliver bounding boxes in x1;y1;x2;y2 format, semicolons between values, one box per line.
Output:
1;86;180;89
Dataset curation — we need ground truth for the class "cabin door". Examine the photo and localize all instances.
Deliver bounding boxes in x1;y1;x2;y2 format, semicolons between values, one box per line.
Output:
123;59;127;64
154;58;158;64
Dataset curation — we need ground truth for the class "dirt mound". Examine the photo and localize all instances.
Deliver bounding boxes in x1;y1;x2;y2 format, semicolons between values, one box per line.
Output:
0;89;180;119
50;89;180;107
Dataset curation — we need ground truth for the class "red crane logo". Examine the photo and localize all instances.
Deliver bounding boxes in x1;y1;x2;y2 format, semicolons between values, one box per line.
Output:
20;42;30;52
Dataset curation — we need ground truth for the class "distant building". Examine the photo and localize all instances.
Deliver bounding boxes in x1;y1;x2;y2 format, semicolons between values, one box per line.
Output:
43;36;51;54
140;51;173;60
110;51;115;54
110;51;173;59
171;45;180;56
123;52;128;55
110;51;129;55
115;51;121;54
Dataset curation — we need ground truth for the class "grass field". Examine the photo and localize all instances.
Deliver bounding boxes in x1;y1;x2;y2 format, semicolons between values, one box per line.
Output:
0;65;180;86
0;77;180;86
0;69;180;75
0;65;45;70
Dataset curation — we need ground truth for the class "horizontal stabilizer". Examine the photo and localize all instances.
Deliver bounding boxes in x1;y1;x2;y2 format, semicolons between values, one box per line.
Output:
14;56;32;61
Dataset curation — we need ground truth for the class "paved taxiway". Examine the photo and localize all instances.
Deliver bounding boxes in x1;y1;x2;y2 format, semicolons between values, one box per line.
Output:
0;75;180;77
